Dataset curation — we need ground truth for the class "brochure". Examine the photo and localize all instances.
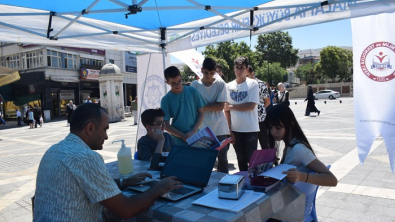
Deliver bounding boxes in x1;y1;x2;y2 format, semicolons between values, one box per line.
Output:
187;126;232;150
258;164;296;180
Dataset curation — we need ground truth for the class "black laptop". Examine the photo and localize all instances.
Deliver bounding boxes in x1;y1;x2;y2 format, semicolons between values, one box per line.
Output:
128;145;218;201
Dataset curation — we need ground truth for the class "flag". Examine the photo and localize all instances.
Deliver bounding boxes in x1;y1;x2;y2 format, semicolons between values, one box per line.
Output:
135;53;170;153
170;49;222;80
351;6;395;172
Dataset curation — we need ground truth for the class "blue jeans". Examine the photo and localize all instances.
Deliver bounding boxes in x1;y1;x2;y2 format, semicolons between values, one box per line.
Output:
232;131;258;171
216;135;230;173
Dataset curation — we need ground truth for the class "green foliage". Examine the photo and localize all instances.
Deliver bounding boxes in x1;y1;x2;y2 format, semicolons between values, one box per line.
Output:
319;46;353;82
255;62;287;85
295;62;322;84
255;31;299;68
181;65;196;83
203;41;254;81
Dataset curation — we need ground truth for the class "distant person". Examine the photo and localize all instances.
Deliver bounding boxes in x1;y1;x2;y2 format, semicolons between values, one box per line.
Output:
225;56;260;171
33;104;42;128
265;104;337;220
305;85;320;116
191;58;231;173
16;109;22;126
66;100;76;127
216;64;227;82
246;65;271;149
39;114;43;127
84;96;93;103
276;82;290;106
130;96;138;125
34;103;182;221
0;113;5;128
28;108;34;129
138;108;173;161
161;66;206;145
266;82;275;111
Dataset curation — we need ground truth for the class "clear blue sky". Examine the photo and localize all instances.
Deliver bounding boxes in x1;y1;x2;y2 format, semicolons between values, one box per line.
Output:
171;19;352;64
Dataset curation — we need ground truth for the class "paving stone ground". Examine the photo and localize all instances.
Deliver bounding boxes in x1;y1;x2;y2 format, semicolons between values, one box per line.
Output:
0;97;394;222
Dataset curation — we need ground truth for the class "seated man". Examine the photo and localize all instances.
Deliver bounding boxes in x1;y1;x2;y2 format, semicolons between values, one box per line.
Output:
34;103;182;221
138;108;173;161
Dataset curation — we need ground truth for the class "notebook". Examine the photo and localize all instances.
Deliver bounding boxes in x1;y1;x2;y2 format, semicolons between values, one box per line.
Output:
127;145;218;201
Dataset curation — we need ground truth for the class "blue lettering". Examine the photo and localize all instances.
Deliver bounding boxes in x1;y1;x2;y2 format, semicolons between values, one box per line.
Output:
255;14;264;26
294;7;305;19
224;23;230;34
332;3;343;12
268;11;276;21
314;6;325;16
284;8;291;21
325;4;332;13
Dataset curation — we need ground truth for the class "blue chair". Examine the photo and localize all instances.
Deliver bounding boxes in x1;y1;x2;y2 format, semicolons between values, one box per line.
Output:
134;151;139;160
293;165;331;222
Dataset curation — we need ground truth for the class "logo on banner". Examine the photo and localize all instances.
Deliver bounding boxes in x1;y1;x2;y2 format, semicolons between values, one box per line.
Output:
360;42;395;82
140;75;165;109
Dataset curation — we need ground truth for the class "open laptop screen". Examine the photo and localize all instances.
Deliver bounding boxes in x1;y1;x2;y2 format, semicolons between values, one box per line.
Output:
161;146;218;187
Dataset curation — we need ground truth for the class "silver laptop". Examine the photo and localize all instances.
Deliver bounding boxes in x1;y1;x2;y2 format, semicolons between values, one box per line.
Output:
127;145;218;201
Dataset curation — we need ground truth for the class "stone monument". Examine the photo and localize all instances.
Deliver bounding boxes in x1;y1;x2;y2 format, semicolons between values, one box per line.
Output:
99;63;125;122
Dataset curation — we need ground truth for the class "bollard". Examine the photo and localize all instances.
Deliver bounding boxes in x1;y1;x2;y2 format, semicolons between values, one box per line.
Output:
340;100;342;103
324;101;326;104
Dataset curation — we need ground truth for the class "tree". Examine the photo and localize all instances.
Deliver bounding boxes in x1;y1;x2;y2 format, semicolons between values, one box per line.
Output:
255;62;287;86
295;62;322;84
319;46;353;82
255;31;299;69
203;41;254;80
181;65;195;83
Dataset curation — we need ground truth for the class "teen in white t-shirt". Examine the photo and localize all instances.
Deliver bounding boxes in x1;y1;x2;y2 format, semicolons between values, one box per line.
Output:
191;58;230;173
224;56;260;171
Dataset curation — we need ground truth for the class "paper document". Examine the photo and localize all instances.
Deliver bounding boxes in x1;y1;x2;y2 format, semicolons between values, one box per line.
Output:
192;189;265;213
187;127;232;150
258;164;296;180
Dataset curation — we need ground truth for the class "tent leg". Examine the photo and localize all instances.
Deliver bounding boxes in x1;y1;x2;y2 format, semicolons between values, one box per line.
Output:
162;47;168;92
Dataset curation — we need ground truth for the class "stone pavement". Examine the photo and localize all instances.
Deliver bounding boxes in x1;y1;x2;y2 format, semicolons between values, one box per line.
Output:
0;97;394;222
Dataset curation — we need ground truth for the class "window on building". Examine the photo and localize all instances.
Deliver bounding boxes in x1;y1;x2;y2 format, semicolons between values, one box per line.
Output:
64;53;77;69
80;57;103;67
47;50;62;68
109;59;114;64
9;54;20;69
24;51;44;69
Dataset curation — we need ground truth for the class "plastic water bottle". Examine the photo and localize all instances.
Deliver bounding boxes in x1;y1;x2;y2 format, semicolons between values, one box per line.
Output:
113;140;133;178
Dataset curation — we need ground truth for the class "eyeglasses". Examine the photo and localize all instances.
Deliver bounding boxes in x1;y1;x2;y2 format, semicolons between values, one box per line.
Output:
234;66;246;70
151;121;164;126
169;80;182;87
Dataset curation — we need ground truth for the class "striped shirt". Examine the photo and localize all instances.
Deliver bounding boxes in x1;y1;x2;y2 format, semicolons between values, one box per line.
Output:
34;133;121;222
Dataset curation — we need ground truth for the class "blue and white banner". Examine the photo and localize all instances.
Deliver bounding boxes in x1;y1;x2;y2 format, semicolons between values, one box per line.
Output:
351;5;395;172
135;53;170;153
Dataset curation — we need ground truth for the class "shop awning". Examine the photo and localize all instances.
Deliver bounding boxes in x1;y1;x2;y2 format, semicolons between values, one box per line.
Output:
0;66;20;87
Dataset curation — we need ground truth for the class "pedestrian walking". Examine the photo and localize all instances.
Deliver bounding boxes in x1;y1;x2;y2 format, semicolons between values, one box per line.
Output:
16;109;22;126
66;100;76;126
130;97;138;125
304;85;320;116
28;108;34;129
33;104;41;128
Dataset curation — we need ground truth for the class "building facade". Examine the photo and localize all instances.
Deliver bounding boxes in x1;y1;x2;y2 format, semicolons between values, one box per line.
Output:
0;43;137;119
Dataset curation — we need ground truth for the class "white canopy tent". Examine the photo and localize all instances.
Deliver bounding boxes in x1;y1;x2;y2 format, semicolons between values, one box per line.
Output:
0;0;393;55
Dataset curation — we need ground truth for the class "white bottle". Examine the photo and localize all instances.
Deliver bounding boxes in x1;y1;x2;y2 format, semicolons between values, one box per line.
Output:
113;140;133;178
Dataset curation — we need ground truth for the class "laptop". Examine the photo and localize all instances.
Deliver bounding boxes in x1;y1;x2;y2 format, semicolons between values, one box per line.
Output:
127;145;218;201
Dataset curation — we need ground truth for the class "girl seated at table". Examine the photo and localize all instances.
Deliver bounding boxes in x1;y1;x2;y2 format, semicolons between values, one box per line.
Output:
265;104;337;220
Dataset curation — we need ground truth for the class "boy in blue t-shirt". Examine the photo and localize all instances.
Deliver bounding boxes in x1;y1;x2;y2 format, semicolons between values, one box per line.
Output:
160;66;206;145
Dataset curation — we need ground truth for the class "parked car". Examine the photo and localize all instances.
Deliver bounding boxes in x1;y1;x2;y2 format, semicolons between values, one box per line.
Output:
313;90;340;100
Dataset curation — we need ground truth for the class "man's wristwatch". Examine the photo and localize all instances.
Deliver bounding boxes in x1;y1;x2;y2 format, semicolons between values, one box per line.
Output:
119;178;124;188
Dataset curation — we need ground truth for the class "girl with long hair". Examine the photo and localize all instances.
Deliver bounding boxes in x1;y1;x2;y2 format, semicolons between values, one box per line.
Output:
265;104;337;186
